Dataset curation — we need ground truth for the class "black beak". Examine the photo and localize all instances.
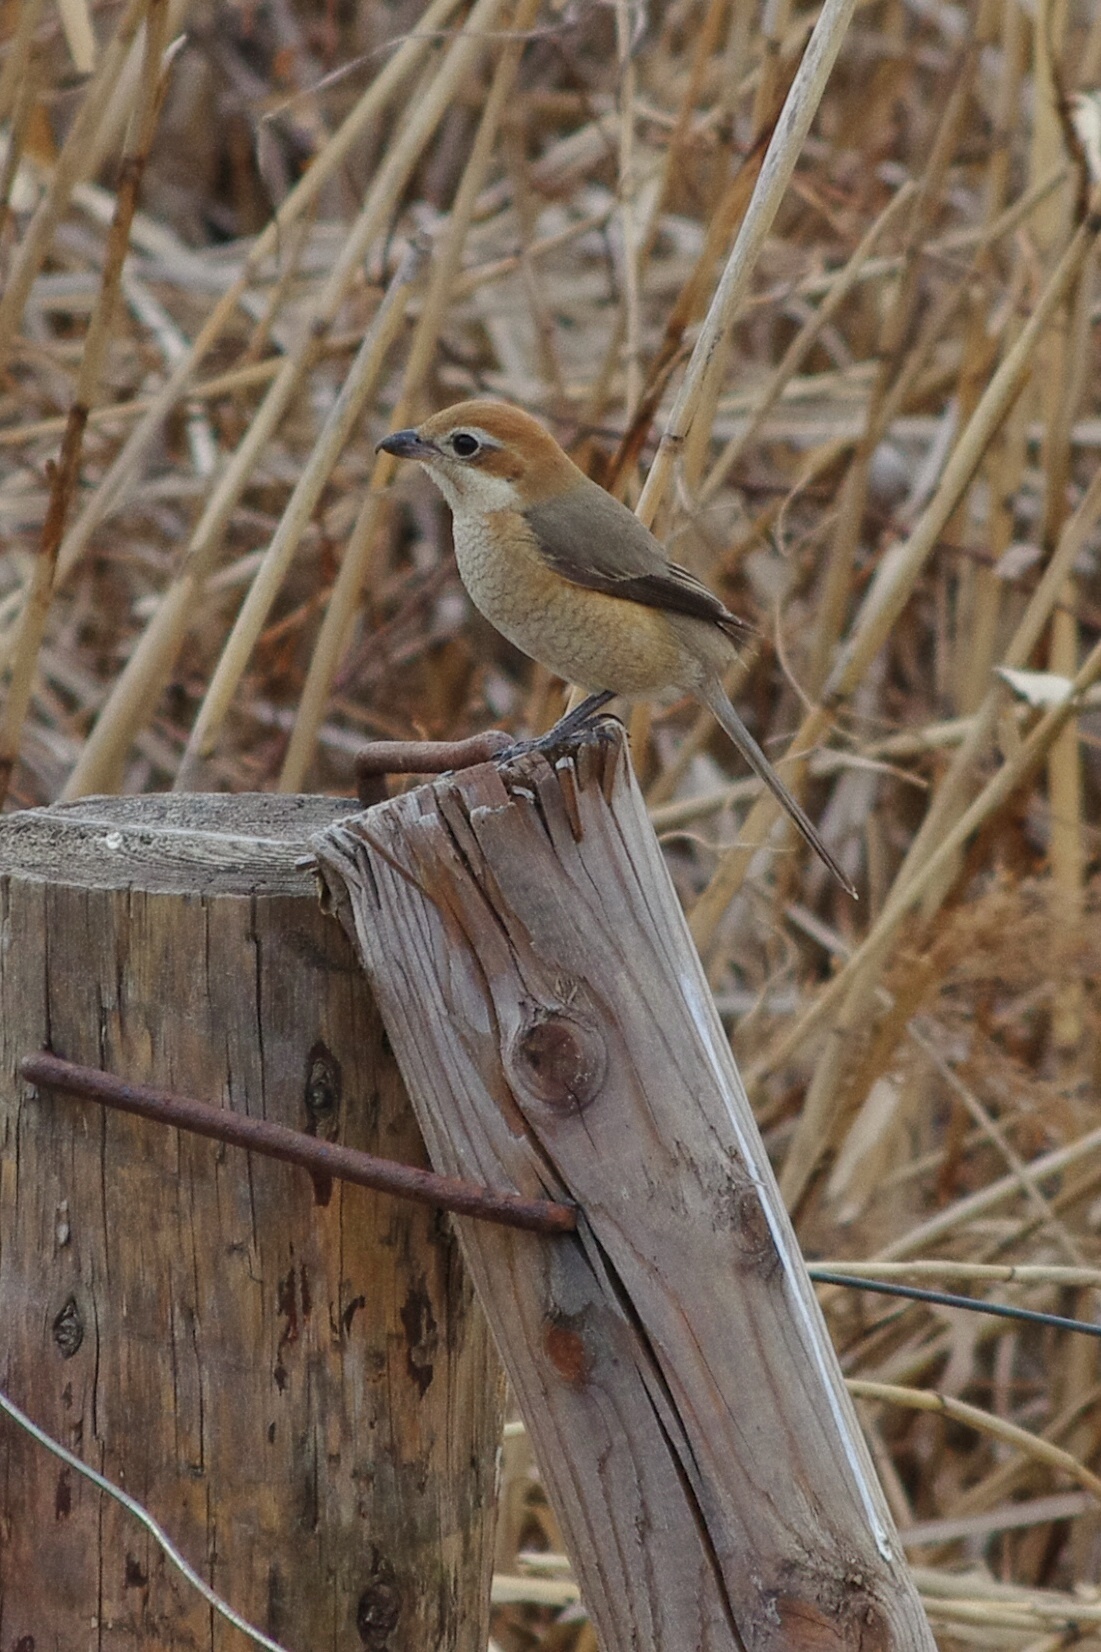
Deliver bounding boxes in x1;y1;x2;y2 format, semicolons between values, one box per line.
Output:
376;428;433;460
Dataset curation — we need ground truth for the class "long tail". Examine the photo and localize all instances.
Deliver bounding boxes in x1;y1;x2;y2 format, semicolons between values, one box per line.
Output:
698;677;856;897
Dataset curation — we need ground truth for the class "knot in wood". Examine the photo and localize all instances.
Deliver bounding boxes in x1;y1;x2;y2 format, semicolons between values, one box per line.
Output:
543;1316;592;1387
771;1590;890;1651
728;1184;776;1265
356;1547;402;1649
303;1040;341;1140
507;1006;606;1113
52;1295;84;1358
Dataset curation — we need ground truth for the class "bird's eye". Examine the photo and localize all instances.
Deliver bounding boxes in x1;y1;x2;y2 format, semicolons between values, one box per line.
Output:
450;431;481;458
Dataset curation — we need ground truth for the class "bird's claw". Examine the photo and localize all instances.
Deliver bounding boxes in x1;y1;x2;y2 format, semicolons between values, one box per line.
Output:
491;695;620;767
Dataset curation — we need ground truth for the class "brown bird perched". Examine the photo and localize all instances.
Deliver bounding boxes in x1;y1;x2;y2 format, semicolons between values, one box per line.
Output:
378;400;852;894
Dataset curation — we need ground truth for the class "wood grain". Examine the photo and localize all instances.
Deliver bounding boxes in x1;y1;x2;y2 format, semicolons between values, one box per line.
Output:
0;793;502;1650
315;727;936;1652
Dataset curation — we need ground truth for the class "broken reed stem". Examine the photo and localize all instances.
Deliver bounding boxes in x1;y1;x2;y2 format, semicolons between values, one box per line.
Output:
0;0;170;805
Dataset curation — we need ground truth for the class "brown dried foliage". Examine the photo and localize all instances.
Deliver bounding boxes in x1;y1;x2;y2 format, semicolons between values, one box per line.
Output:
3;0;1101;1646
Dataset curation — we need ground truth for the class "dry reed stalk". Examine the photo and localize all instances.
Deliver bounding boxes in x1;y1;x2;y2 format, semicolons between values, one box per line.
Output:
906;1023;1087;1266
808;42;979;692
766;447;1101;1203
1027;13;1089;1094
52;0;467;587
950;8;1030;720
0;10;45;244
849;1381;1101;1501
635;0;860;529
0;0;47;125
7;4;1101;1633
869;1114;1101;1268
705;204;1101;1123
0;0;150;372
698;182;918;505
56;0;95;73
766;636;1101;1200
612;0;643;420
947;1386;1101;1522
603;122;769;499
750;0;793;133
0;0;170;805
642;0;729;270
278;0;542;790
64;0;508;798
821;218;1098;714
650;683;1101;832
173;242;424;787
1043;258;1095;1074
81;0;191;183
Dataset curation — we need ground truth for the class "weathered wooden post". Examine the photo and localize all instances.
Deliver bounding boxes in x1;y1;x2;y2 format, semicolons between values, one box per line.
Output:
0;794;503;1649
315;724;936;1652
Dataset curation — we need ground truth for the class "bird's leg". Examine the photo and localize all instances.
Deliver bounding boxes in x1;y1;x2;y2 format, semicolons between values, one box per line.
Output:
492;691;617;764
543;690;616;740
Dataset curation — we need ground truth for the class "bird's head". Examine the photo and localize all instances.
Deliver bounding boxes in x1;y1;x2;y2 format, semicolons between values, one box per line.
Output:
377;400;582;515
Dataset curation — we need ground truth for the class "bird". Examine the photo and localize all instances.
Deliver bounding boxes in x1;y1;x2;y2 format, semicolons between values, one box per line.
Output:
377;400;853;895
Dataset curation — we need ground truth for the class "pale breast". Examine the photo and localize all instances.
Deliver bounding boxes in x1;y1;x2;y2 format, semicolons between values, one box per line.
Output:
451;508;729;695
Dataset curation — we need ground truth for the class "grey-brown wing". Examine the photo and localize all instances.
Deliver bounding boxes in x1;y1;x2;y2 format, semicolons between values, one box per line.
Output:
524;485;751;640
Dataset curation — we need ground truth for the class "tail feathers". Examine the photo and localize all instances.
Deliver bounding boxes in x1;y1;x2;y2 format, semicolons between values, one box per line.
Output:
699;678;855;897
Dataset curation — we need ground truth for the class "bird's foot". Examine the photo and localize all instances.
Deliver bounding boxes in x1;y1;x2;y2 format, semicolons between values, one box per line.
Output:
492;692;618;765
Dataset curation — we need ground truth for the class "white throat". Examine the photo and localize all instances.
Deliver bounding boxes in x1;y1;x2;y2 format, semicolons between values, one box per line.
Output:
420;460;519;519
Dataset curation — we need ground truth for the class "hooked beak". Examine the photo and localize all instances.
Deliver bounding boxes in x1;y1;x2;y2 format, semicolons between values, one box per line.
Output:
376;427;435;461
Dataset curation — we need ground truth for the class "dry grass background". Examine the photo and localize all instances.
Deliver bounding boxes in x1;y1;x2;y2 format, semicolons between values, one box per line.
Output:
4;0;1101;1645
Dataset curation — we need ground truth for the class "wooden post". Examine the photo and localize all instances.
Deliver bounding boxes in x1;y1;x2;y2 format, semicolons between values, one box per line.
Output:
314;726;936;1652
0;795;503;1650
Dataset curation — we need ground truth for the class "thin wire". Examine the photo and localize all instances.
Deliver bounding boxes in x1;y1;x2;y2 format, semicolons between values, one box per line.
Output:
809;1269;1101;1340
0;1387;294;1652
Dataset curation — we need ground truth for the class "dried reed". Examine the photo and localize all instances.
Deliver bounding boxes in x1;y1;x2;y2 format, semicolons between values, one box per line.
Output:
3;0;1101;1644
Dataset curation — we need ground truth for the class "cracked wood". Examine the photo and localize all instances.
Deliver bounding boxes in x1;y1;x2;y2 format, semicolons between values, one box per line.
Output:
0;792;502;1651
315;726;936;1652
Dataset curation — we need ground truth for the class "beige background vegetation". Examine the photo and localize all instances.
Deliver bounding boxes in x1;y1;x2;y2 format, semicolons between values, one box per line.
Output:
3;0;1101;1646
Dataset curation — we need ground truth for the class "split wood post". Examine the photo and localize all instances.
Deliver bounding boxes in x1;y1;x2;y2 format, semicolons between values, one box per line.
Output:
0;794;503;1651
314;724;937;1652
